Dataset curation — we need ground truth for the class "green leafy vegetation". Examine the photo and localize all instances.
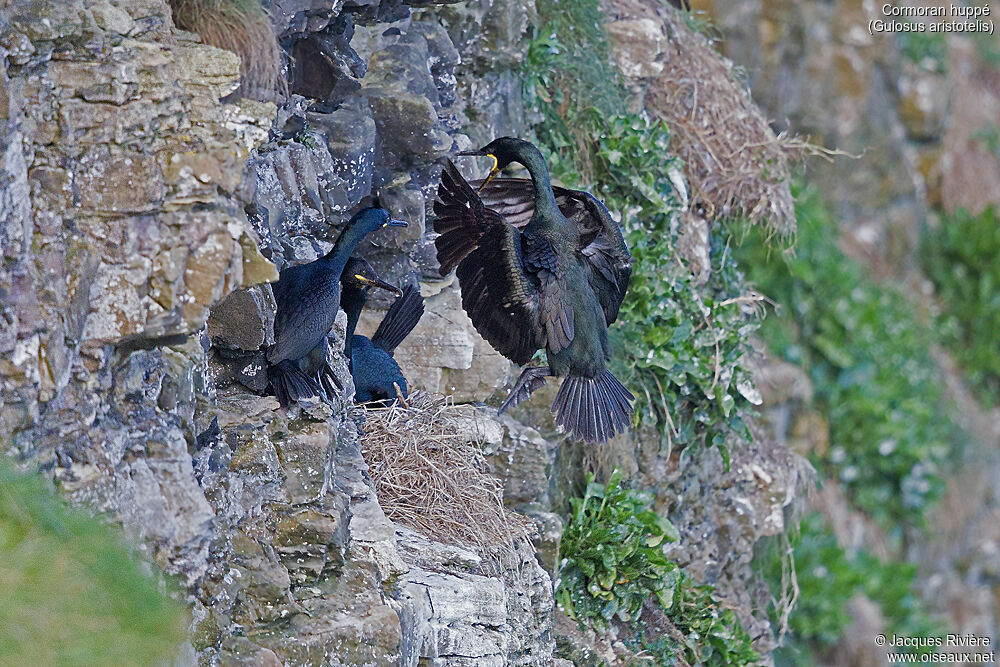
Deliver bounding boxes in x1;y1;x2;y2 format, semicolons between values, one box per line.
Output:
524;3;763;663
558;471;680;624
524;2;761;455
922;206;1000;405
558;472;759;665
633;577;760;666
763;513;941;663
294;122;317;148
737;184;959;530
0;462;188;664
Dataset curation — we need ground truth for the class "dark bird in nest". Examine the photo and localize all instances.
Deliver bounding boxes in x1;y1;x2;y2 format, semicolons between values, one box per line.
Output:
340;257;425;403
267;207;407;407
434;137;635;443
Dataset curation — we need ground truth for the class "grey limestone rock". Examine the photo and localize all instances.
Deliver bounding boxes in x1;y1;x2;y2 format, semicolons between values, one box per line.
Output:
0;0;812;663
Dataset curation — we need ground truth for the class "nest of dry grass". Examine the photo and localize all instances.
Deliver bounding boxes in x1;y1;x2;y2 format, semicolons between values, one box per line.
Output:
645;11;803;238
169;0;285;101
360;393;533;557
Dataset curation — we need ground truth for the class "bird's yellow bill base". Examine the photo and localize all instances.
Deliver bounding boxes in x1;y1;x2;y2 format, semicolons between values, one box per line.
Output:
477;154;500;193
354;274;402;296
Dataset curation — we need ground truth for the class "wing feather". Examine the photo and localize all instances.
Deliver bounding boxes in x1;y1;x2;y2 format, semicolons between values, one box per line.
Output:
474;178;633;325
434;161;544;364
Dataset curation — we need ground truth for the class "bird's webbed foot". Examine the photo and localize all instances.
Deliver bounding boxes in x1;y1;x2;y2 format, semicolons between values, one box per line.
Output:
499;366;550;414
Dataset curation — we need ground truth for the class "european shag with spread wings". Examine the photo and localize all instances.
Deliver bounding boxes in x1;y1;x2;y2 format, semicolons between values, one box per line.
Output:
340;257;425;403
267;207;407;407
434;137;634;443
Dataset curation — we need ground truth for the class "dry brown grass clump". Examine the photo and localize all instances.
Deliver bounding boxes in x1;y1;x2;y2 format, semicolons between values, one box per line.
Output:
360;393;533;557
610;3;808;238
169;0;285;101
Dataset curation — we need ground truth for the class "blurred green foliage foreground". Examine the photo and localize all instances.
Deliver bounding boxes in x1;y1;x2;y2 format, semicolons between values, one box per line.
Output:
922;206;1000;406
0;463;188;665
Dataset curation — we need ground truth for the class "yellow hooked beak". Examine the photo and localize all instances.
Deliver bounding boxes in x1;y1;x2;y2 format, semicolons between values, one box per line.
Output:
354;274;403;297
477;154;500;193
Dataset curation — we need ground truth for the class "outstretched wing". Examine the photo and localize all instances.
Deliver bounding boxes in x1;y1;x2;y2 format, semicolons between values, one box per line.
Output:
572;192;633;325
433;161;544;365
476;178;633;325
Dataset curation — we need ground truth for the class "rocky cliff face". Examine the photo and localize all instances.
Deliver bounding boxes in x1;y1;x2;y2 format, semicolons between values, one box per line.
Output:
702;0;991;275
1;0;556;663
700;2;1000;663
0;0;807;664
0;0;274;583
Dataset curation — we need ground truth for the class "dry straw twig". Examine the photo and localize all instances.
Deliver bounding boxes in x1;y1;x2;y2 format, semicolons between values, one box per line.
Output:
360;393;533;562
644;11;821;238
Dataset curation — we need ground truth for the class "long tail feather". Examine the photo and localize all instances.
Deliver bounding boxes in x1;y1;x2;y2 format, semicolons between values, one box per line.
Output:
269;360;320;408
370;284;424;355
551;369;635;443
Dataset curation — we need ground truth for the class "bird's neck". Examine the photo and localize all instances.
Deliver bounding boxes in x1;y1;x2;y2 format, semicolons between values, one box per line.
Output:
341;285;367;357
324;223;374;274
517;150;560;215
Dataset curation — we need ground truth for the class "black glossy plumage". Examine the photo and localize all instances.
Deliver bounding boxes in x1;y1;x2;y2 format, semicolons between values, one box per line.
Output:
434;137;635;443
266;207;406;406
269;359;320;408
368;284;424;355
475;178;633;326
341;259;424;403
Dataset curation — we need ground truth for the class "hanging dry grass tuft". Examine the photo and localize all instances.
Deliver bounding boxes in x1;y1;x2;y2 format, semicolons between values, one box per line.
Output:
169;0;285;101
360;393;533;558
599;0;823;239
644;14;802;238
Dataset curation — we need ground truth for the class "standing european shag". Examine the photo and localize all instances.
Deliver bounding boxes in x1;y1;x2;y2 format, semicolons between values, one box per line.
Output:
434;137;634;443
341;257;425;402
267;207;407;406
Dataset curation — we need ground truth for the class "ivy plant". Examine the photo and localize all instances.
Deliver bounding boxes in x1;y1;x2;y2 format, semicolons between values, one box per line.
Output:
558;471;760;665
